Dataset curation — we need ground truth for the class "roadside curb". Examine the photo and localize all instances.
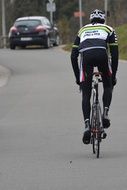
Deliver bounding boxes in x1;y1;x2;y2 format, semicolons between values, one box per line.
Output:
0;65;11;87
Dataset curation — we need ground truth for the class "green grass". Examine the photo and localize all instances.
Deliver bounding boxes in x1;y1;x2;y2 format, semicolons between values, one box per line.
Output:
63;24;127;60
116;24;127;60
62;43;72;51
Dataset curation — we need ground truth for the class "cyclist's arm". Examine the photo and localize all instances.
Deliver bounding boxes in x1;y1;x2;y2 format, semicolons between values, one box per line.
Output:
109;30;119;78
71;36;80;84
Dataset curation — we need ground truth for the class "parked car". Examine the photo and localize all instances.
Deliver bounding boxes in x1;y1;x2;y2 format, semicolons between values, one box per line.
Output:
8;16;60;49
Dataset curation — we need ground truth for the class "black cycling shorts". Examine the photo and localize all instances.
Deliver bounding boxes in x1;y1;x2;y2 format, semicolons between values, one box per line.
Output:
80;48;112;88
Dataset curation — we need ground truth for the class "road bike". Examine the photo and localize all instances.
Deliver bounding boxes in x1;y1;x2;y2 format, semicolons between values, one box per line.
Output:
90;72;106;158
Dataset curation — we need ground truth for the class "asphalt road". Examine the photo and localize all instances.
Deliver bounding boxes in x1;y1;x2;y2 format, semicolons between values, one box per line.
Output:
0;47;127;190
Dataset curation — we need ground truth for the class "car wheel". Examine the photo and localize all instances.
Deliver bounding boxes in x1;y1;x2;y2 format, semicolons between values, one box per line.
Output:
53;35;60;46
44;36;51;49
10;43;16;50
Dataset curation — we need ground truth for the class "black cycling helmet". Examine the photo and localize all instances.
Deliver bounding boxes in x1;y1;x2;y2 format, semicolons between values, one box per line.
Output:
90;9;105;24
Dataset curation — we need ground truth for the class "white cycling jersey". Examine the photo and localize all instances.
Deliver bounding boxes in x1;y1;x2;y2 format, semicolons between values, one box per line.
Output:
78;23;118;52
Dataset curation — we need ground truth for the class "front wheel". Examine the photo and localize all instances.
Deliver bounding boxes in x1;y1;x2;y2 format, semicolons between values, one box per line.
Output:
53;35;60;46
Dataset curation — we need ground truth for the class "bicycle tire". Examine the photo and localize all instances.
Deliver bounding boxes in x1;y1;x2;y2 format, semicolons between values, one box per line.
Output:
91;135;95;154
96;135;100;158
90;72;104;158
91;105;96;155
92;131;100;158
95;105;102;158
92;131;101;158
91;104;101;158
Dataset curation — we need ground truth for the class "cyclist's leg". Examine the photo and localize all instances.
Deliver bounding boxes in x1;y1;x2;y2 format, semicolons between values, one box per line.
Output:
80;56;93;122
81;80;93;144
102;76;112;128
97;50;112;128
102;80;112;109
80;51;94;144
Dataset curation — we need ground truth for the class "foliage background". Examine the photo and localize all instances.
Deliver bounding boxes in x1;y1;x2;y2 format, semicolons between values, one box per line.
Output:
0;0;127;44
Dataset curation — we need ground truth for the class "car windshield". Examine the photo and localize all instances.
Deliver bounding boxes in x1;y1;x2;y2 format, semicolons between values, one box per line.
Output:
15;20;41;27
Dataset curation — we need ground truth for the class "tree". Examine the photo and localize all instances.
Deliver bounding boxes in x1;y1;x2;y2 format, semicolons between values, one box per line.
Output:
1;0;127;44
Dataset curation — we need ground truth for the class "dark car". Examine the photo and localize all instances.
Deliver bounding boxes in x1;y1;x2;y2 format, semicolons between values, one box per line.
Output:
8;16;60;49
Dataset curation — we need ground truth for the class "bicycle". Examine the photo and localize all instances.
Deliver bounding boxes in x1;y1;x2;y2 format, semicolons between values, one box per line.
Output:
90;72;107;158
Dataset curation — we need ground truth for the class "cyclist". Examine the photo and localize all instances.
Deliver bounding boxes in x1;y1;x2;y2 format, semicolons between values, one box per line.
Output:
71;9;119;144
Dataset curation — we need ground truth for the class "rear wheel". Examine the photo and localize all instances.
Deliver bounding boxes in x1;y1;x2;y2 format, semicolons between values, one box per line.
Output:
44;36;50;48
91;107;96;154
53;35;60;46
96;138;100;158
91;105;101;158
91;135;95;154
96;109;101;158
91;134;100;158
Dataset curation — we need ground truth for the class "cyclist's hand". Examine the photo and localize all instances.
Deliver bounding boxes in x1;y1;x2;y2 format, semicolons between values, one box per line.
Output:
112;77;117;86
76;80;80;85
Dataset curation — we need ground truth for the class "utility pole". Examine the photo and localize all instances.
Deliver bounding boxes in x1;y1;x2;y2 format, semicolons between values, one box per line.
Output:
79;0;83;28
1;0;6;48
104;0;108;24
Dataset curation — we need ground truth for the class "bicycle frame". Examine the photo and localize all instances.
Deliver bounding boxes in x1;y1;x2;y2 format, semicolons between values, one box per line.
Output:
90;72;104;158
